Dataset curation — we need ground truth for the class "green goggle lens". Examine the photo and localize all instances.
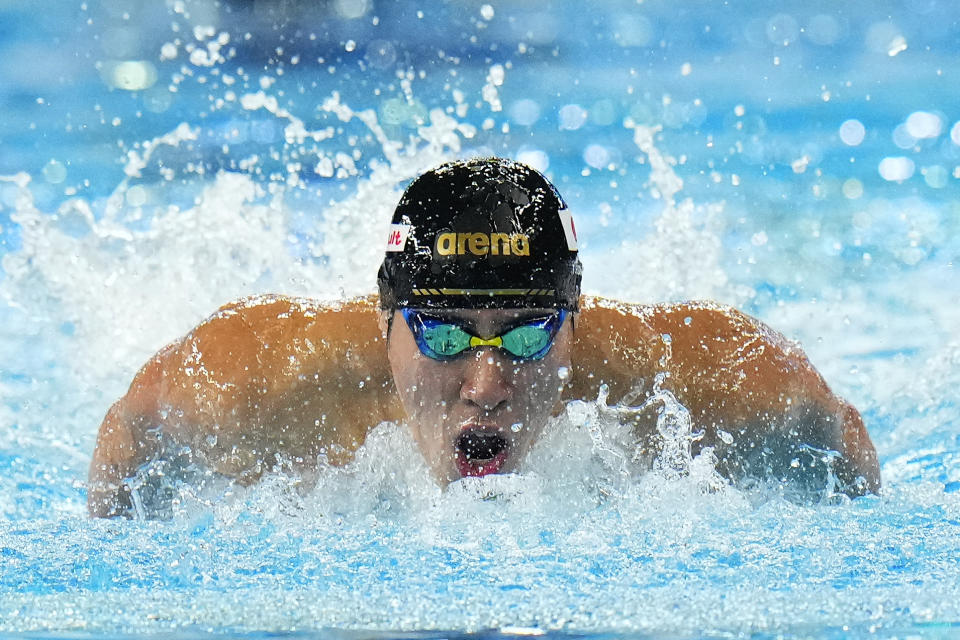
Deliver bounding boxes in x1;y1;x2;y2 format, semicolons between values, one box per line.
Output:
401;309;566;361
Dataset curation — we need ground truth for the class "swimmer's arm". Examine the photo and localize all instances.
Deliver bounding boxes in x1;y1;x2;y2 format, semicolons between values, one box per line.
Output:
813;395;880;496
88;355;166;517
569;298;880;495
88;295;400;517
174;295;401;475
677;305;881;495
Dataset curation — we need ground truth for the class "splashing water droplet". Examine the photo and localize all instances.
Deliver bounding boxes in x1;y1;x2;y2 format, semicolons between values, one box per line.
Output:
887;35;908;56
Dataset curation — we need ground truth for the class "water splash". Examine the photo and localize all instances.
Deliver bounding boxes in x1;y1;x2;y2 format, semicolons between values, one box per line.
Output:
590;122;749;305
3;2;960;633
0;89;481;454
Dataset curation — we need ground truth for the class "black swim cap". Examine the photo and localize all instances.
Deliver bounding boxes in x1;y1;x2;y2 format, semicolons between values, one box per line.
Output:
377;158;582;311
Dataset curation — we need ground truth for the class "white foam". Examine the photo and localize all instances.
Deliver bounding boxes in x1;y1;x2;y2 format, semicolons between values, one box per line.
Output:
0;93;478;436
585;123;748;304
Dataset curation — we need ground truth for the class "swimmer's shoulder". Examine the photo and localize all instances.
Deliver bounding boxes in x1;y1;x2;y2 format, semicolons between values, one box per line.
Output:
573;296;814;398
575;296;879;494
579;295;803;360
576;296;760;347
122;293;387;419
176;293;388;390
571;296;663;401
130;293;396;474
200;293;380;338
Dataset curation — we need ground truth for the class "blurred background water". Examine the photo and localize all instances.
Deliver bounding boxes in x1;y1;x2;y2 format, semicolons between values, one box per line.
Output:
1;1;959;637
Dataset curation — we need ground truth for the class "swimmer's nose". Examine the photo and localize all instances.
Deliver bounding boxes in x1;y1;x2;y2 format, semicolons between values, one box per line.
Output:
460;349;511;411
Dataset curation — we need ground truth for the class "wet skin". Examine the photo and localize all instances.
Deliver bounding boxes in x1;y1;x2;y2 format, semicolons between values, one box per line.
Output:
382;308;573;485
87;295;881;517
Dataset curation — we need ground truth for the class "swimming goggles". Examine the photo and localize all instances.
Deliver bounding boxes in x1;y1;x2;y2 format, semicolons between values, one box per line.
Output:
401;309;567;362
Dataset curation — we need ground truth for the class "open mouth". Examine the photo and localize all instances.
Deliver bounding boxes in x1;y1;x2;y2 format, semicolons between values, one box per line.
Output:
454;429;510;478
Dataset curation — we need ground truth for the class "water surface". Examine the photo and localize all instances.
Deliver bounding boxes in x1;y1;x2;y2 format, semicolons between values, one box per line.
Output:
1;1;959;637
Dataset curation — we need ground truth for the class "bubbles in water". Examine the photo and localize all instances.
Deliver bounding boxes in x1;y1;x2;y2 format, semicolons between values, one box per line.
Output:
515;148;549;172
509;99;541;126
839;119;866;146
160;42;178;60
41;160;66;185
905;111;943;139
589;99;617;126
125;185;147;206
866;21;907;56
364;40;397;69
583;144;612;169
887;35;909;56
842;178;864;199
482;64;505;112
558;104;587;131
765;14;799;46
612;14;654;47
921;165;948;188
100;60;157;91
878;156;915;182
334;0;370;19
892;123;917;150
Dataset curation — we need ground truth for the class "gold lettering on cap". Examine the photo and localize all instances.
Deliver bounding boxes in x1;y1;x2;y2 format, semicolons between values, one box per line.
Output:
435;232;531;257
511;234;530;256
468;233;489;255
490;232;510;256
436;232;457;256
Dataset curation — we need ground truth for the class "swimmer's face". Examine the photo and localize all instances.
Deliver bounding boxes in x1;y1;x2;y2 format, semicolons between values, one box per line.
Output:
383;307;573;486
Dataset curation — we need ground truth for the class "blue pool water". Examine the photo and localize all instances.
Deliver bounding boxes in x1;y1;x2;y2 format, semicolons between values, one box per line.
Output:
2;1;960;637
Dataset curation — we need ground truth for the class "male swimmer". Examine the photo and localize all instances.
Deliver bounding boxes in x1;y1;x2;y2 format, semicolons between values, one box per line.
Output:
88;158;880;517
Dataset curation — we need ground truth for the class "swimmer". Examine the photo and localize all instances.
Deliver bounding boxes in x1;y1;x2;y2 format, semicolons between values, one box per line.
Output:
88;158;880;517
